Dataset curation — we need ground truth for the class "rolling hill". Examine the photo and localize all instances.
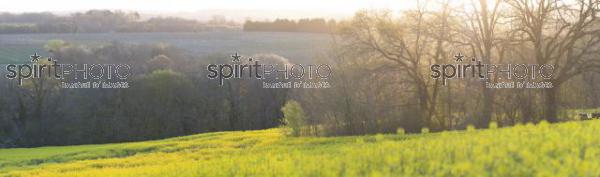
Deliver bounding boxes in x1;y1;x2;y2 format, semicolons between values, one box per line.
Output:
1;120;599;177
0;32;332;64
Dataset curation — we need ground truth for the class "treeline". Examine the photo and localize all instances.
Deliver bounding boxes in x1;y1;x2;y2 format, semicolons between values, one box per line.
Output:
244;18;336;33
282;0;600;136
0;10;238;34
0;41;288;147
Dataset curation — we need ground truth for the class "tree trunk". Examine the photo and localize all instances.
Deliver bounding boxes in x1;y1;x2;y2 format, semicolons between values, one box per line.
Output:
226;82;239;130
417;83;429;129
544;86;558;122
520;92;533;123
480;85;493;128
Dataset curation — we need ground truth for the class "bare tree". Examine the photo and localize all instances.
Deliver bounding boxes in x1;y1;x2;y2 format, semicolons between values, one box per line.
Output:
459;0;505;127
507;0;600;122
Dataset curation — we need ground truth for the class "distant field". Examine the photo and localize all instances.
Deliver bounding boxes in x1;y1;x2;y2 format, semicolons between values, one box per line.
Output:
0;32;332;64
1;120;599;177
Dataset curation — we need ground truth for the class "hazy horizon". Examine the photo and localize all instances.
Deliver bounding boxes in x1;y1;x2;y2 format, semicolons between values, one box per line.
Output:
1;0;420;21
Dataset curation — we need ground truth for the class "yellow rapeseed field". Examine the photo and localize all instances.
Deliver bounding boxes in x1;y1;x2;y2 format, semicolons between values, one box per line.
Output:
1;120;599;177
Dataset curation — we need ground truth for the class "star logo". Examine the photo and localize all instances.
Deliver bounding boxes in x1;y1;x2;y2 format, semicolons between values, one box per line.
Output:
454;52;464;62
231;52;241;62
30;52;41;62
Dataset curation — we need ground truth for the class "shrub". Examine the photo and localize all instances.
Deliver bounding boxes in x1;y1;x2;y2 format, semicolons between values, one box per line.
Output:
281;100;307;137
396;128;405;135
489;122;498;129
467;125;476;132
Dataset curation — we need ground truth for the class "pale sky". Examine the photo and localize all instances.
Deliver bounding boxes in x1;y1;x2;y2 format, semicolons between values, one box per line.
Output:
0;0;417;13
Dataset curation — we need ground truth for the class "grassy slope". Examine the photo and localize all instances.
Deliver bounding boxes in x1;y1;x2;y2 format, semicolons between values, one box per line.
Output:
1;120;599;177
